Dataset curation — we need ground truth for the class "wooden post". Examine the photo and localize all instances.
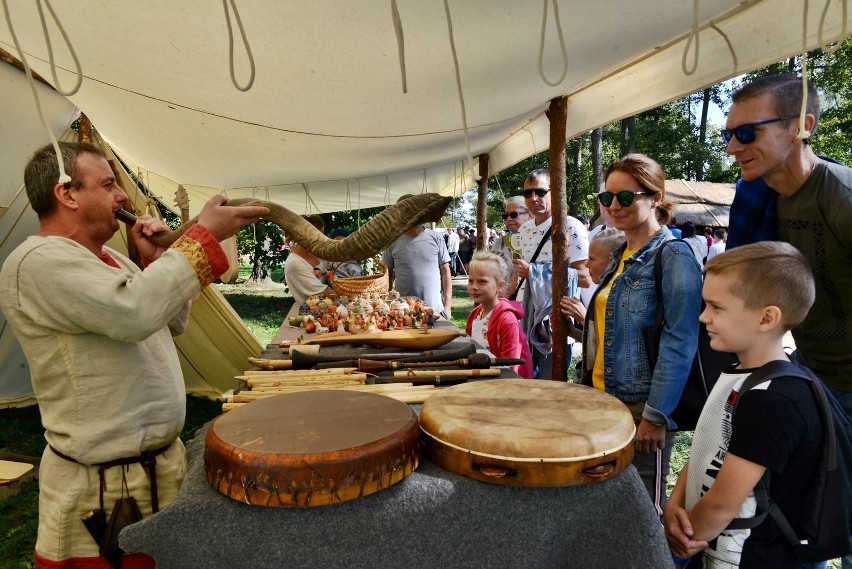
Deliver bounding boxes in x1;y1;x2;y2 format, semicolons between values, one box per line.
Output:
548;97;569;381
476;154;489;250
77;114;92;143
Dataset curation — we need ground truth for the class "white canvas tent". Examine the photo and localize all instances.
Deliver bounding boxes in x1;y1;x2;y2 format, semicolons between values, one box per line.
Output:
2;1;850;406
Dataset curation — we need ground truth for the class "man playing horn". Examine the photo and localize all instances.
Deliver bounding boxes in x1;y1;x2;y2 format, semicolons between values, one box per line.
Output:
0;141;268;567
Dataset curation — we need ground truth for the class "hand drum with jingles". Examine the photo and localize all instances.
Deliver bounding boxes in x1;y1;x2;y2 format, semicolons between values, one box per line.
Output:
420;379;635;487
205;390;420;507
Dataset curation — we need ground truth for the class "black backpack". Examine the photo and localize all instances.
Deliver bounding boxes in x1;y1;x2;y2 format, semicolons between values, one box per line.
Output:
728;360;852;562
642;240;738;430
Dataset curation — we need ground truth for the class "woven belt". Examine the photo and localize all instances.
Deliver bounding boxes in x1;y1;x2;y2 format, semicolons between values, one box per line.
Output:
49;442;172;513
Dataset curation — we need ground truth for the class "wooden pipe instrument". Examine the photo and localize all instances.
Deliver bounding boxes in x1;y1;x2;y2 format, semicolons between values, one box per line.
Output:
249;343;478;371
313;353;524;373
115;193;451;262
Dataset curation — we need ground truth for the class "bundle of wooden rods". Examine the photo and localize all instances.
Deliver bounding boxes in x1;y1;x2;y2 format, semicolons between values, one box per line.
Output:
222;366;501;412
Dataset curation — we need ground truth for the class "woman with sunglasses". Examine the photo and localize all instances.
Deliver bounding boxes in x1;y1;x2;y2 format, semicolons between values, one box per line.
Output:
581;153;703;514
491;195;531;295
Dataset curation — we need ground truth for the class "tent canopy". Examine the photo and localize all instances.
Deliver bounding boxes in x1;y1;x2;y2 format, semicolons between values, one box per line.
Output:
2;1;850;407
3;1;850;216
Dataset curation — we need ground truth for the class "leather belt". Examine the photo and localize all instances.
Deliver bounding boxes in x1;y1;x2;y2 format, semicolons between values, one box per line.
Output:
49;442;172;513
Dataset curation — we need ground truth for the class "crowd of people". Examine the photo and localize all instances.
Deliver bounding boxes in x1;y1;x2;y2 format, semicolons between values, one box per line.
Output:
1;73;849;568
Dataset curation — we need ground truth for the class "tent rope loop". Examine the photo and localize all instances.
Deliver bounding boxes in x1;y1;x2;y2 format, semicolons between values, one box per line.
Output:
818;0;848;53
1;0;72;184
442;0;478;183
709;22;738;74
223;0;256;92
681;0;701;76
35;0;82;96
391;0;407;93
797;0;812;141
538;0;568;87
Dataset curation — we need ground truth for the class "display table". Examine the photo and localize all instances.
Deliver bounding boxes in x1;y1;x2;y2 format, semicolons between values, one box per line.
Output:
120;422;670;568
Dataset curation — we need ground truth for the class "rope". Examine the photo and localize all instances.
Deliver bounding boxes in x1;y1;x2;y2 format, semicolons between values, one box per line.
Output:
223;0;256;92
709;22;738;73
442;0;478;182
2;0;71;184
357;179;361;227
390;0;407;93
797;0;811;140
537;0;568;86
681;0;701;76
35;0;82;96
818;0;847;53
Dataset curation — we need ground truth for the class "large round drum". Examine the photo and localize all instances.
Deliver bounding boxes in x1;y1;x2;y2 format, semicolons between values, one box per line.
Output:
420;379;635;487
205;390;420;507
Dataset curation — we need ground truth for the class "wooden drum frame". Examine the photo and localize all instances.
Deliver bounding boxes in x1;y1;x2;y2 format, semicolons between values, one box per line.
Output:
420;379;635;487
205;390;421;507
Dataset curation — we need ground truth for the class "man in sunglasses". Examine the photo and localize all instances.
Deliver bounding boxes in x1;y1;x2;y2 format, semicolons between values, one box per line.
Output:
725;74;852;429
513;168;590;379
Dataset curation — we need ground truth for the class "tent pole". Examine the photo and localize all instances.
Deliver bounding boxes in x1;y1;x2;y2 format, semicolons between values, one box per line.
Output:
77;113;92;143
476;154;489;250
548;97;569;382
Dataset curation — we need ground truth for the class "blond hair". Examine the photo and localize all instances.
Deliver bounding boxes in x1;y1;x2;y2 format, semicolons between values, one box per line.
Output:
704;242;815;329
469;250;507;284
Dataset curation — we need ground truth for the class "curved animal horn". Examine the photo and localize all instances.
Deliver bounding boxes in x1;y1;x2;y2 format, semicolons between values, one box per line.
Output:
148;193;452;262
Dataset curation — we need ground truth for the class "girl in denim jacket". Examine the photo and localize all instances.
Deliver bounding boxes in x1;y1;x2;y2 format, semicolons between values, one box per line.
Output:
582;154;703;515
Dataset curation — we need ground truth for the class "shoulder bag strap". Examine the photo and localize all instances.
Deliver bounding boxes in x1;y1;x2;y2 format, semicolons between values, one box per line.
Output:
508;227;551;301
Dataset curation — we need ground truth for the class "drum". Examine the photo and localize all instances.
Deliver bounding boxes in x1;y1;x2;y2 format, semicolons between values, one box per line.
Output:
420;379;635;487
205;390;421;507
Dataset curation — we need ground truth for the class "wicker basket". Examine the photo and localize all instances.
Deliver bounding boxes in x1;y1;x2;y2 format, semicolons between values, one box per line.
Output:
331;267;389;298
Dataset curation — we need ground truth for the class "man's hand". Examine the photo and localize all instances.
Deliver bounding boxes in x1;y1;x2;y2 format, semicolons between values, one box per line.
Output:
513;258;530;279
197;195;269;242
130;215;170;261
634;418;667;453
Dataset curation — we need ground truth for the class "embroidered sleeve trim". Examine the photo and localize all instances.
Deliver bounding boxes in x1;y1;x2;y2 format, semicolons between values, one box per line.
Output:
172;225;228;287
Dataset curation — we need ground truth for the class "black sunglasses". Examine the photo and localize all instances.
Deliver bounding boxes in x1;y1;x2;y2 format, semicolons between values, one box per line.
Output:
522;188;550;199
721;114;799;145
597;190;652;208
501;210;529;220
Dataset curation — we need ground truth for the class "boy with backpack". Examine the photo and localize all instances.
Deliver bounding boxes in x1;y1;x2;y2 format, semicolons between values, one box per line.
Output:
664;241;851;568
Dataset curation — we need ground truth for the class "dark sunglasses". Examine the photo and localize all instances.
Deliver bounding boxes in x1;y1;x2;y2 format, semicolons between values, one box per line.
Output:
522;188;550;199
721;114;799;144
501;210;529;220
597;190;652;208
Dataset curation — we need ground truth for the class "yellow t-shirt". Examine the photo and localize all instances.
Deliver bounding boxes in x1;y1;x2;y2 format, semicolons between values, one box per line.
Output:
592;248;636;391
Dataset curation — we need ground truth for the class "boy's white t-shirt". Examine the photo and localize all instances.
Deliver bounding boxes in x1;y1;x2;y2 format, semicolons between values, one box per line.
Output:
684;370;768;568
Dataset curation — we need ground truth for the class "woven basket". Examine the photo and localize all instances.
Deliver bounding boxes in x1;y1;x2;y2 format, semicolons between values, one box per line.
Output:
331;267;389;298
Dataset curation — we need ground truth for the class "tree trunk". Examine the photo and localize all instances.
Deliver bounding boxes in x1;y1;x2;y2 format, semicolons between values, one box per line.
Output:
696;88;711;181
568;140;582;215
591;127;604;196
620;117;636;156
476;154;489;250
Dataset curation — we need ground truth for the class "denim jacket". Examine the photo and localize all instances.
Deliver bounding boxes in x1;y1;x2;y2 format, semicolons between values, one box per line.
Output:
582;227;702;429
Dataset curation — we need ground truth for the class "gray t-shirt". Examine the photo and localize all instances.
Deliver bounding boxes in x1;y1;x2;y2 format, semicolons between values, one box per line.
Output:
383;228;450;314
776;160;852;391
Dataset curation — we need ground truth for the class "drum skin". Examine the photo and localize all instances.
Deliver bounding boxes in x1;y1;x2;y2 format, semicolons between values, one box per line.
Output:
420;379;635;487
205;391;421;507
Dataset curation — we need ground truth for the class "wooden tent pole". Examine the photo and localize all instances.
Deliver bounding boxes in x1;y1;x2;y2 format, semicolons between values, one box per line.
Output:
476;154;489;250
77;114;93;143
548;97;569;381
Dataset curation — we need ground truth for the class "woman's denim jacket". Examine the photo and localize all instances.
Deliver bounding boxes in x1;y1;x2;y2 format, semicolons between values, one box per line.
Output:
582;227;702;429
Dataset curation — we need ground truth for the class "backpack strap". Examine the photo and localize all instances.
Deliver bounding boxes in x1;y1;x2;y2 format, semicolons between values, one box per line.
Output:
725;360;827;540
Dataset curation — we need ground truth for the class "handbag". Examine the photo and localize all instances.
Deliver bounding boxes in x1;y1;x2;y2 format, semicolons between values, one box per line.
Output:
641;240;737;430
